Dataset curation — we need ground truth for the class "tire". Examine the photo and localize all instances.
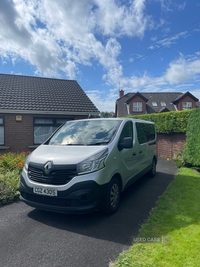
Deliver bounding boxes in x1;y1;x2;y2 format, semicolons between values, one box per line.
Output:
103;177;121;214
148;158;156;177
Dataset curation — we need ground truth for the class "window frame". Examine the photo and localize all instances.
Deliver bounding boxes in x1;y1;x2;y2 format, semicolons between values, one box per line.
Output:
133;102;142;112
182;102;192;110
0;117;5;146
152;102;158;107
33;117;72;145
118;121;133;150
136;122;156;145
161;101;166;107
119;121;133;140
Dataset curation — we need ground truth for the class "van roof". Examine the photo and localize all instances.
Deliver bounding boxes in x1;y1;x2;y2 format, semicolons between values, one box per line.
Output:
73;118;155;124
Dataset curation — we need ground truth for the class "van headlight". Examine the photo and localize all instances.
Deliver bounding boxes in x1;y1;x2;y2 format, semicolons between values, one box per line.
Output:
77;148;108;175
24;155;31;171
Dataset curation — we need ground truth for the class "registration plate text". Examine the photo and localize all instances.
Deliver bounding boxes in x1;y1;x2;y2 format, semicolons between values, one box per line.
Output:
33;187;57;196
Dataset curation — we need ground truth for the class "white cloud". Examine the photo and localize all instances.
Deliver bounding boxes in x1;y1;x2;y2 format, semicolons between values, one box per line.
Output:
158;0;186;12
87;88;118;112
0;0;151;80
164;56;200;84
94;0;149;37
157;31;187;47
119;54;200;95
158;0;173;12
176;2;186;11
0;0;199;112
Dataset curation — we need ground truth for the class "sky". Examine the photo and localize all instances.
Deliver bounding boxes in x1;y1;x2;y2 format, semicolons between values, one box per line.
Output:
0;0;200;112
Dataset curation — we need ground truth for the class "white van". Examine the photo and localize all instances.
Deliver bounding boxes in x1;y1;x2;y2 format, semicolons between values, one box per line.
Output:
20;118;157;214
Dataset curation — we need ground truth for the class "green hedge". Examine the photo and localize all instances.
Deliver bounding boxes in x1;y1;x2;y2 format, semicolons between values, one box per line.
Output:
128;110;192;134
183;108;200;167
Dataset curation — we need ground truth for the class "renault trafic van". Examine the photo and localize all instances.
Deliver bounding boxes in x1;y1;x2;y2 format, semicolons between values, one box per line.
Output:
20;118;157;214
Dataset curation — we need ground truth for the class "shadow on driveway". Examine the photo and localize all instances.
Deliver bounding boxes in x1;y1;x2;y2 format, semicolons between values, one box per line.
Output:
28;158;177;246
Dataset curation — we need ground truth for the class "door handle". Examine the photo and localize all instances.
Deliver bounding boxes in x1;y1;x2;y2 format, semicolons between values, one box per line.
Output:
139;150;142;154
132;152;137;156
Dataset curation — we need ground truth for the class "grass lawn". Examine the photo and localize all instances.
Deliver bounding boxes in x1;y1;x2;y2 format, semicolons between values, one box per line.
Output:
111;167;200;267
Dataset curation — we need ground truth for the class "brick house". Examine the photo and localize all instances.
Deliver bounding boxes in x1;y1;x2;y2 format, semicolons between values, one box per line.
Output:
0;74;99;153
115;90;200;158
115;90;200;117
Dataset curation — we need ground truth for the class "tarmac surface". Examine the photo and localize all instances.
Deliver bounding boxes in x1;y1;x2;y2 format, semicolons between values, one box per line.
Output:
0;158;177;267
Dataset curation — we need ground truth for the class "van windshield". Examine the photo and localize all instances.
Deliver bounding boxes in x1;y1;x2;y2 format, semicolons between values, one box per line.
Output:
48;119;122;146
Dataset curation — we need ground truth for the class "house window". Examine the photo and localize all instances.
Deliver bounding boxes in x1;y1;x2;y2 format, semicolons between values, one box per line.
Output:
152;102;158;107
182;102;192;110
34;118;71;144
161;101;166;107
0;117;4;145
133;102;142;112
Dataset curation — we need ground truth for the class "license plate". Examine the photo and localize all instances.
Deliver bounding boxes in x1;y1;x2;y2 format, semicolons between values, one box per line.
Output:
33;187;57;196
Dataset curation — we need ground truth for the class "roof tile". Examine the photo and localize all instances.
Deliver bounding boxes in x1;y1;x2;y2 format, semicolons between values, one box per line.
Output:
0;74;99;114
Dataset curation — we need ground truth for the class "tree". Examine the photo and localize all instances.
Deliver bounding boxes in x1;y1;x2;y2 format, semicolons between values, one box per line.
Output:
184;108;200;167
99;112;115;118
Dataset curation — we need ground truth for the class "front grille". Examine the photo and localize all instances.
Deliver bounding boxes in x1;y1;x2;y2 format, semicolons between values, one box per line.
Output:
28;163;77;185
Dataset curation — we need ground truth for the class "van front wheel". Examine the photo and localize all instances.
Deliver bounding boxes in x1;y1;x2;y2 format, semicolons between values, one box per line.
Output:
103;177;120;214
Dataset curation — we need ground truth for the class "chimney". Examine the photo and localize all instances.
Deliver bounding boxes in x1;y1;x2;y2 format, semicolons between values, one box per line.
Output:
119;89;124;98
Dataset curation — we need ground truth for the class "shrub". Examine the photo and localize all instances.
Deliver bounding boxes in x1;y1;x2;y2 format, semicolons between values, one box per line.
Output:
184;108;200;168
0;152;27;206
0;152;27;173
173;151;188;168
0;169;21;205
128;110;191;134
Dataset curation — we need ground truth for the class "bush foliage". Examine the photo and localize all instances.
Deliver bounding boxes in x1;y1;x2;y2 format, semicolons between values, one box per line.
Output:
0;169;21;205
128;110;191;134
184;108;200;168
173;151;188;168
0;152;27;206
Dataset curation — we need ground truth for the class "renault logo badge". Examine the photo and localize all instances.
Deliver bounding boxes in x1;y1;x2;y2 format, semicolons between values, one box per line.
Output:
44;161;53;176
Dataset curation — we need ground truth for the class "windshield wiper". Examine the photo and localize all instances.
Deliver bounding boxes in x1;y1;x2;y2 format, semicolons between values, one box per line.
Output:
86;142;109;146
65;143;85;146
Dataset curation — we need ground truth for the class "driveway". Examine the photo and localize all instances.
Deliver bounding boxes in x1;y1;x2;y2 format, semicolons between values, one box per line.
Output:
0;158;177;267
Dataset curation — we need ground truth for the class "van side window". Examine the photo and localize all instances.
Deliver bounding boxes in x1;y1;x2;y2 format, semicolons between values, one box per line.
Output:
119;121;133;143
136;123;155;144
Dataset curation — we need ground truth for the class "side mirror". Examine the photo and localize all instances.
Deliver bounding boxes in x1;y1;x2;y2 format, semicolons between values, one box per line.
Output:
118;137;133;151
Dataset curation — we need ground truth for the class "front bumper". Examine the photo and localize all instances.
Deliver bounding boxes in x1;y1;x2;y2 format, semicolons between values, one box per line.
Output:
20;175;108;214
